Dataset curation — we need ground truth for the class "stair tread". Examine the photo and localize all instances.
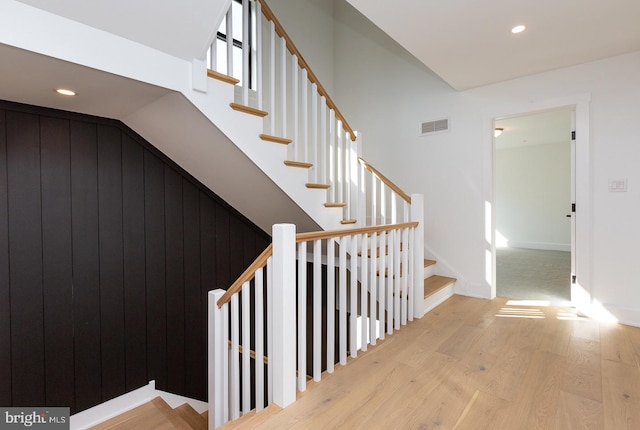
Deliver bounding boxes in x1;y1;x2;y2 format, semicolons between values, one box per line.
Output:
340;219;357;224
324;202;346;208
174;404;207;430
259;134;292;144
306;183;331;189
89;397;191;430
424;275;456;298
424;259;437;268
285;160;313;168
230;102;268;117
207;69;240;85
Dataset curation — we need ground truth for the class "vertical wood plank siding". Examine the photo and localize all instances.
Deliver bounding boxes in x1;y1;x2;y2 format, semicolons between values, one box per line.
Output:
0;100;270;413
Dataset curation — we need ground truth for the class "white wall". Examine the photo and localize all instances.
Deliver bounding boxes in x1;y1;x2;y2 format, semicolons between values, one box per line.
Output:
496;142;571;251
333;0;486;295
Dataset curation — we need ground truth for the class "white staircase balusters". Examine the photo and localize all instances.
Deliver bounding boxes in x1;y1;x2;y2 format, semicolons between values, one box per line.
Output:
326;238;336;374
312;239;322;382
369;232;378;345
338;235;347;365
209;220;423;429
242;0;249;105
296;240;307;392
211;0;377;227
268;21;276;135
241;283;251;414
360;233;369;351
266;255;273;405
291;54;299;160
349;235;358;358
255;267;265;412
230;294;240;419
226;6;233;79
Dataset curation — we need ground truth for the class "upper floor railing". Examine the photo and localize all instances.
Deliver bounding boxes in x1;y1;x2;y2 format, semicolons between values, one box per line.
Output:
207;0;411;227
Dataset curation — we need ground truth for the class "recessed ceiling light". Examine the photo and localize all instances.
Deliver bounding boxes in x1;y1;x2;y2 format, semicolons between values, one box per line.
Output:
56;88;76;96
511;25;526;34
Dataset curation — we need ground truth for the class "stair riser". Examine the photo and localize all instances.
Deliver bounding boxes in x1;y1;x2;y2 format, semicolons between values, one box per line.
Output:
424;264;436;279
423;283;455;314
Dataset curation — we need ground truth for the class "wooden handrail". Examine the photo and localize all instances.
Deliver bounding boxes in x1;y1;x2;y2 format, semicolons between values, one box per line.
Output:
358;158;412;203
216;222;418;307
296;221;418;243
257;0;357;141
217;243;273;307
229;341;269;364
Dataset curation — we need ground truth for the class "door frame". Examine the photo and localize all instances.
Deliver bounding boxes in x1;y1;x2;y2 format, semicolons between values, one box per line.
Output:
483;94;592;305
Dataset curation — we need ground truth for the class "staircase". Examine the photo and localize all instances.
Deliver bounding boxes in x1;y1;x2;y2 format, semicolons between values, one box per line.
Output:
90;257;455;429
89;397;207;430
35;0;458;427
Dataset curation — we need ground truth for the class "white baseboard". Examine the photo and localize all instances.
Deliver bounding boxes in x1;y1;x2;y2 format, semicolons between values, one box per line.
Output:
69;381;208;430
506;241;571;252
578;302;640;328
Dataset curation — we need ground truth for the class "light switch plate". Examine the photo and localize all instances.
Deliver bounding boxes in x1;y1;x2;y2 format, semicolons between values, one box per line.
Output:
608;178;628;192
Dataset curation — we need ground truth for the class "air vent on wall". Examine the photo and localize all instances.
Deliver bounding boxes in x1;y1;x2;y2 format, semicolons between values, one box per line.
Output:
420;118;449;136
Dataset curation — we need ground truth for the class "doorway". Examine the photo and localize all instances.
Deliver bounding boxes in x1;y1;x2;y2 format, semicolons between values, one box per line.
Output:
494;108;574;305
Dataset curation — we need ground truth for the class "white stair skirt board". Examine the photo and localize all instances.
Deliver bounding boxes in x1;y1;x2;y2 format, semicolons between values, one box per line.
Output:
423;283;455;315
69;380;208;430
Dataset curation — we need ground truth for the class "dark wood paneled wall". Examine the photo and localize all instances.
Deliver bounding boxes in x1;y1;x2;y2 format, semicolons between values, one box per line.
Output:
0;100;271;413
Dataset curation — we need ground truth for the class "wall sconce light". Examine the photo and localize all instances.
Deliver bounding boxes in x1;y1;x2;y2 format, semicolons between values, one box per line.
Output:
494;127;504;137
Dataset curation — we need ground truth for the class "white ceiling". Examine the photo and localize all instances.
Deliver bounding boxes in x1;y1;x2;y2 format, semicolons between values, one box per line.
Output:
0;44;173;120
345;0;640;90
15;0;228;60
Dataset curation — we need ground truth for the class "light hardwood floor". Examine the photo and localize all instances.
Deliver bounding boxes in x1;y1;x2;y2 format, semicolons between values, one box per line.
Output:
224;295;640;429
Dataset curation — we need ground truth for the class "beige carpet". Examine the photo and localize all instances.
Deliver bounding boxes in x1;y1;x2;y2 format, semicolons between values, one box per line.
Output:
496;247;571;305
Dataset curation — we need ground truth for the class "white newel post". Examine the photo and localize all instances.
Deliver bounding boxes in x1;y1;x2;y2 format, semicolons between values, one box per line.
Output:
271;224;297;408
410;194;425;319
209;289;229;430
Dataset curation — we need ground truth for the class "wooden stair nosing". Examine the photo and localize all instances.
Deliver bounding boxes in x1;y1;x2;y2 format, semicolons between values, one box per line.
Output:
230;102;269;117
306;183;331;189
340;219;357;225
259;134;292;145
207;69;240;85
324;202;346;208
424;259;437;268
424;275;456;298
284;160;313;168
